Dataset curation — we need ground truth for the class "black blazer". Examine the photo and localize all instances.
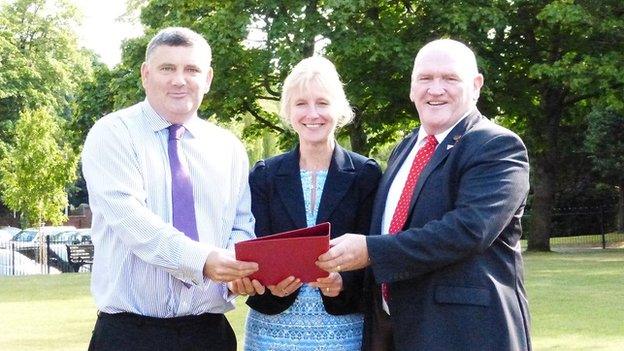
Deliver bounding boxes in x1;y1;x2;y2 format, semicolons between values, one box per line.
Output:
365;111;531;350
246;143;382;315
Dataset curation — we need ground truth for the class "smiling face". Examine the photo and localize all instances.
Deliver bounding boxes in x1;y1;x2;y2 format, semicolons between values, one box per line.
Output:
140;45;213;124
409;42;483;135
288;81;338;147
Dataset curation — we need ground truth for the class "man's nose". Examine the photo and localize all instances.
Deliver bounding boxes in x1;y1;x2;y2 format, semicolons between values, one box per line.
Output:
427;79;445;95
171;71;186;86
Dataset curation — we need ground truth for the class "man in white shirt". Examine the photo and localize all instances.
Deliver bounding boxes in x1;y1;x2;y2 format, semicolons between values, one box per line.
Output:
82;27;259;351
317;39;532;350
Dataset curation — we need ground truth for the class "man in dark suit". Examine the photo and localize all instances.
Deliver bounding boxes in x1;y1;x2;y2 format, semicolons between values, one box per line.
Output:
317;39;532;350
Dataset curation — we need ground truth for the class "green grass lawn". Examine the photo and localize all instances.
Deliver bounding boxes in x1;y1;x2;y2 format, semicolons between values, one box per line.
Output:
523;249;624;350
1;249;623;351
0;274;95;351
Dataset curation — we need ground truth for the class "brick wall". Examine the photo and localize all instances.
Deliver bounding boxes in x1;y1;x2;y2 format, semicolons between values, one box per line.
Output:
0;204;92;229
64;204;92;229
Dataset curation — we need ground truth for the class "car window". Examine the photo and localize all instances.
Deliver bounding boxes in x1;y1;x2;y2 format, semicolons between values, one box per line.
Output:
12;230;37;242
51;230;75;242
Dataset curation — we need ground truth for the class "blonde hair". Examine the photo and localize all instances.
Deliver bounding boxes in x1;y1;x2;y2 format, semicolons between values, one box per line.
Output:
279;56;354;128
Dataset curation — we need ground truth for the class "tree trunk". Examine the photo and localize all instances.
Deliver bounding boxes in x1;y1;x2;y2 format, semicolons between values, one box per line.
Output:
526;84;565;252
527;162;554;251
618;183;624;232
347;113;369;155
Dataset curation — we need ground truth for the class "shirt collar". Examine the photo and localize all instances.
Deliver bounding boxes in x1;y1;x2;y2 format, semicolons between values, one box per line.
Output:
417;109;473;146
141;99;201;138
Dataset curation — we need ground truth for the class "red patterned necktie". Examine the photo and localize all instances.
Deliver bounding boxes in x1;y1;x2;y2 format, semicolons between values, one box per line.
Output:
382;134;438;302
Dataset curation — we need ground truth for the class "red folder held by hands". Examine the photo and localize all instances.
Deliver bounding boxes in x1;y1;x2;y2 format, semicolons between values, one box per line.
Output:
235;222;330;286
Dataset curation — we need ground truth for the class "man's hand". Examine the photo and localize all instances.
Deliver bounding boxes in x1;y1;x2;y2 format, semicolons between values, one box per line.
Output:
203;248;258;282
309;272;343;297
227;278;265;296
316;234;370;273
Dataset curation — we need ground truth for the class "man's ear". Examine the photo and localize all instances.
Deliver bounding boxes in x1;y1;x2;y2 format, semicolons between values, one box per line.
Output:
473;73;484;100
204;67;214;94
140;62;149;89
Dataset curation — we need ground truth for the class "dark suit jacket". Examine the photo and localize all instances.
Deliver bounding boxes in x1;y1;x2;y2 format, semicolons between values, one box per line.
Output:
246;143;382;315
365;111;531;351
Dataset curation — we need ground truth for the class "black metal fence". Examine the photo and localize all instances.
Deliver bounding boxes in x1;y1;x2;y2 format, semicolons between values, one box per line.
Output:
522;205;624;249
0;236;93;276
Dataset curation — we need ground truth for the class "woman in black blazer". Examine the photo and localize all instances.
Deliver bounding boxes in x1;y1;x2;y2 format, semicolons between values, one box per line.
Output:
242;56;381;351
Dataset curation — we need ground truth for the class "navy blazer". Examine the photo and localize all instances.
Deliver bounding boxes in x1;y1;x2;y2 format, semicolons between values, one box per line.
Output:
246;144;382;315
365;111;532;351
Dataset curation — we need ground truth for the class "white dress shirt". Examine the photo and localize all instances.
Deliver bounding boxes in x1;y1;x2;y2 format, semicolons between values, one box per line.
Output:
82;100;255;317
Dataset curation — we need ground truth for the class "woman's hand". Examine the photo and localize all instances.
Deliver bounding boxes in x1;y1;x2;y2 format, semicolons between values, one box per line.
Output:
309;272;343;297
267;276;302;297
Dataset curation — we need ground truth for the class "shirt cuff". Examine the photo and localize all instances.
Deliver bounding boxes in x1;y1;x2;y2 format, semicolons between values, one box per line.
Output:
178;241;211;286
222;283;237;302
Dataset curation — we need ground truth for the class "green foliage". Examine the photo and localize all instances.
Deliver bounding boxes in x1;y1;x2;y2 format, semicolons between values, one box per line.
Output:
585;107;624;185
0;0;99;214
585;106;624;230
0;0;93;135
0;108;78;227
108;36;148;110
69;62;116;149
466;0;624;250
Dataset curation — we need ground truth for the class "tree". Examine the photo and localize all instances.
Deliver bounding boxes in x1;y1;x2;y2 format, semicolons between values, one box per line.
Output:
0;108;78;227
586;107;624;232
65;62;117;206
69;62;116;148
0;0;97;215
478;0;624;250
0;0;93;135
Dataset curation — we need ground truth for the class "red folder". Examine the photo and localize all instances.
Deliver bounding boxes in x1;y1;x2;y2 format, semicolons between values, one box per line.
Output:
235;222;330;286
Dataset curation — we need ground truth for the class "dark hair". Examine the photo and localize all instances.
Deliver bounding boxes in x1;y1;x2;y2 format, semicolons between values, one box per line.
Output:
145;27;212;64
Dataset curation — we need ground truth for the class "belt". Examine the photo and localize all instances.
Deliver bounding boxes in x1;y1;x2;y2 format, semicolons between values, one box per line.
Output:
97;311;224;328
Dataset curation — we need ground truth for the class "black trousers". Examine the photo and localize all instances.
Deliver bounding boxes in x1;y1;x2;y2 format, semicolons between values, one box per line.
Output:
88;311;237;351
362;273;395;351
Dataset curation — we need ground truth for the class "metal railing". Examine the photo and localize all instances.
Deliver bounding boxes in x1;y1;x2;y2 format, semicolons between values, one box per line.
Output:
522;205;624;249
0;236;93;276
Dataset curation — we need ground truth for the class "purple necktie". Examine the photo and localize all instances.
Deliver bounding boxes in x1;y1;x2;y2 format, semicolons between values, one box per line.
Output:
168;124;199;241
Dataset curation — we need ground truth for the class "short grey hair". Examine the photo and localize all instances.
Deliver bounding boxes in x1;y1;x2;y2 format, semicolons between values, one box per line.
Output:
145;27;212;65
280;56;354;128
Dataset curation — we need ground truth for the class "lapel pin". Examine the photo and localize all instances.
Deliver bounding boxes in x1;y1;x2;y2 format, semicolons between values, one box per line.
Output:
447;134;462;150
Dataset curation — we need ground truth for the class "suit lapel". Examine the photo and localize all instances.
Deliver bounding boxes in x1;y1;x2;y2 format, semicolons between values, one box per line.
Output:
316;145;356;225
275;147;308;229
384;131;419;190
407;111;483;212
370;130;419;235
